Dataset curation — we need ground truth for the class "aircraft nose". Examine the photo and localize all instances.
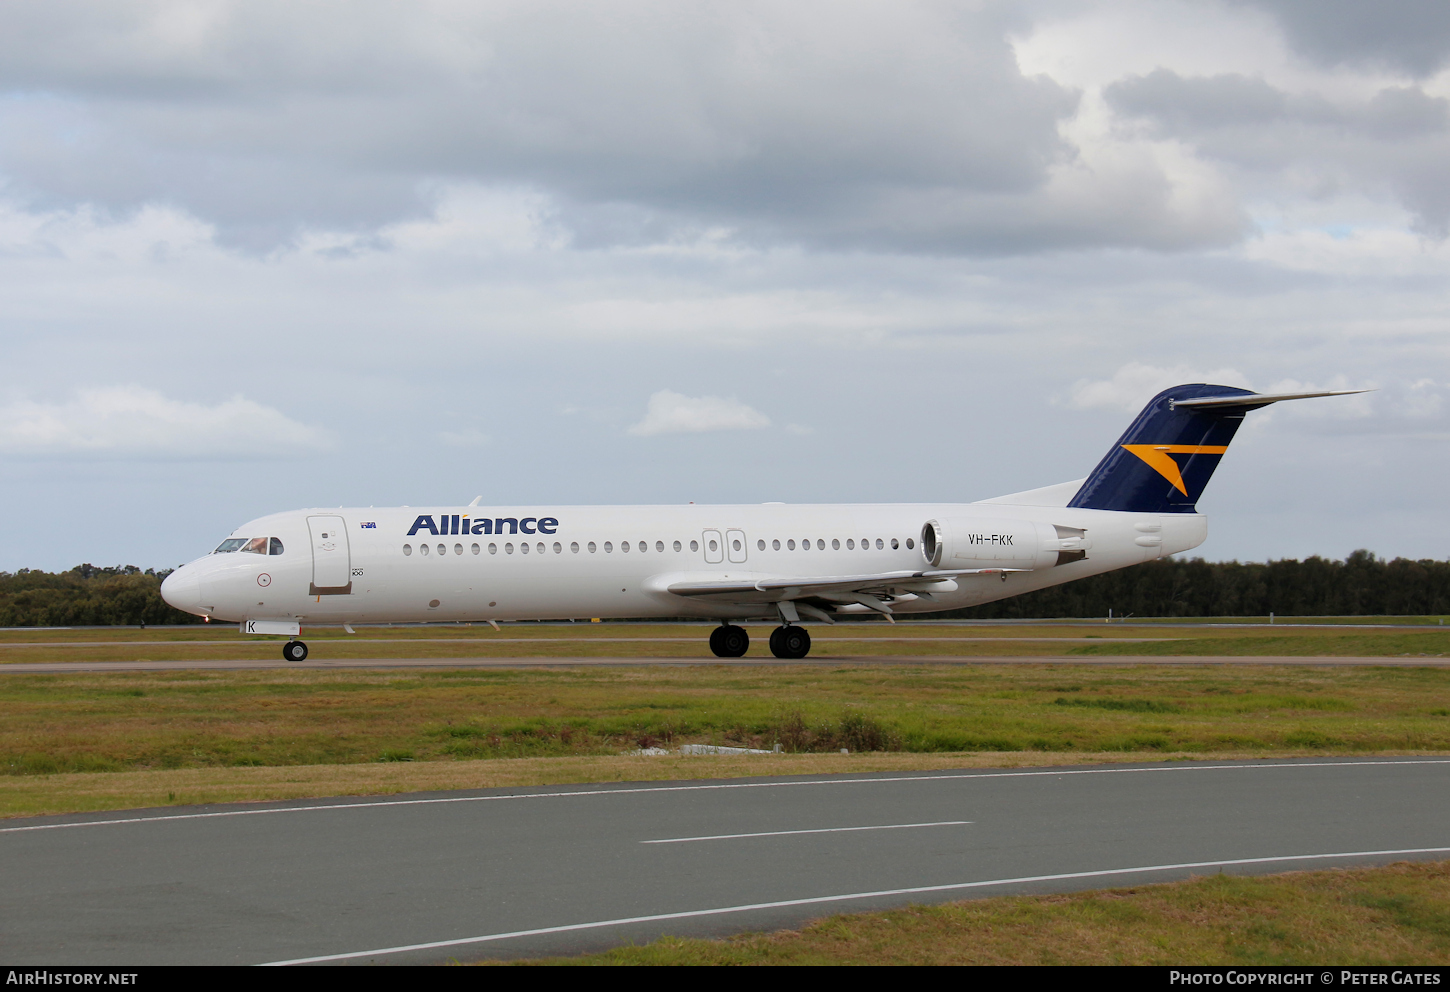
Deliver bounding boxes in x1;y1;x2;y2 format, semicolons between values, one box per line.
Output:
160;567;201;611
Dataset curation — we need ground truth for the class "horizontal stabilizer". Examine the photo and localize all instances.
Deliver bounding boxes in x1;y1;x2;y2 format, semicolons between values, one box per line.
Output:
1171;388;1369;410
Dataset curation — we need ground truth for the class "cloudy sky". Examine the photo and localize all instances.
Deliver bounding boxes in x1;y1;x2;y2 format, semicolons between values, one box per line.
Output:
1;0;1447;571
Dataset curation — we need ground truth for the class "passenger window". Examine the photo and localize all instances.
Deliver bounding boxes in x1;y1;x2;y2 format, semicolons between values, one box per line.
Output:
817;539;825;550
571;542;580;553
454;543;463;555
906;538;914;549
757;539;765;551
891;538;899;550
538;543;545;554
604;542;613;552
472;543;480;554
489;543;498;554
506;543;514;554
801;539;810;550
554;542;562;554
787;539;795;550
875;538;884;549
708;539;717;553
269;537;284;555
622;541;631;553
421;544;430;556
403;544;412;556
772;539;780;550
656;541;664;552
588;542;597;553
832;539;840;550
689;540;698;552
437;544;446;556
521;542;530;554
732;539;741;551
673;540;682;552
847;539;854;549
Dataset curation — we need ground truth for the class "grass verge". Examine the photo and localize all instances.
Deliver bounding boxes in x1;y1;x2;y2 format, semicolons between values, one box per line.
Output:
1072;632;1450;657
494;861;1450;965
0;749;1312;818
3;664;1449;807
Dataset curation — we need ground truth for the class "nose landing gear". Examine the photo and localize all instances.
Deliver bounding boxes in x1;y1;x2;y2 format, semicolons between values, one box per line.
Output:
769;625;811;659
708;625;749;658
283;640;309;662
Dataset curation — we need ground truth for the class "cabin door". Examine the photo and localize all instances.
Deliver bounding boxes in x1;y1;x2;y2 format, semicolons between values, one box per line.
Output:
308;515;353;595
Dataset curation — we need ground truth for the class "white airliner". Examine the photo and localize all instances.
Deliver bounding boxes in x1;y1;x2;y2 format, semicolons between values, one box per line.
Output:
161;384;1360;660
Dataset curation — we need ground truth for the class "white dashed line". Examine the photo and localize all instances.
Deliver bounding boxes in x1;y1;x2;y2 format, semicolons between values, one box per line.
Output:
641;820;973;844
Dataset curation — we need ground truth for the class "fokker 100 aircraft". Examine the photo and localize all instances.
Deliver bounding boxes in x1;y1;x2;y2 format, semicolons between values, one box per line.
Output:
161;384;1359;660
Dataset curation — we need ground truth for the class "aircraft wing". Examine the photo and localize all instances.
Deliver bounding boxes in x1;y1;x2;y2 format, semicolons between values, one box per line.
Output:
659;567;1025;618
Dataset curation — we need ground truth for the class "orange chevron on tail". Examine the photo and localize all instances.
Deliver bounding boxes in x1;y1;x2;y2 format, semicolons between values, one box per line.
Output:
1120;444;1230;496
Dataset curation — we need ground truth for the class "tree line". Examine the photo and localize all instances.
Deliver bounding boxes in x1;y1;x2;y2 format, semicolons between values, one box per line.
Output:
0;565;202;627
937;550;1450;619
0;551;1446;627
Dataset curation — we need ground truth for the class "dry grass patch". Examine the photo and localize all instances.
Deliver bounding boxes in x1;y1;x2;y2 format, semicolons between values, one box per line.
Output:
499;861;1450;966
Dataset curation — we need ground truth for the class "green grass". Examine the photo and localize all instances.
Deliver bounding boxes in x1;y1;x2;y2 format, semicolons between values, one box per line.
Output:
2;663;1449;782
494;861;1450;965
1071;632;1450;656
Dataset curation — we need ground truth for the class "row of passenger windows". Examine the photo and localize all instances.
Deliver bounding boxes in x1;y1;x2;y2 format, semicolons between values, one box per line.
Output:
400;536;911;557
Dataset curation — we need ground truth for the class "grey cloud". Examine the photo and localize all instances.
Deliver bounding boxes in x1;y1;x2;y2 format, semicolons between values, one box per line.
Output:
1107;70;1448;139
1106;69;1450;234
1232;0;1450;78
0;1;1249;254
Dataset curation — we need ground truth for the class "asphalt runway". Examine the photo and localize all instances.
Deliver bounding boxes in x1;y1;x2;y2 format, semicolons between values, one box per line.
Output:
0;655;1443;673
4;758;1448;965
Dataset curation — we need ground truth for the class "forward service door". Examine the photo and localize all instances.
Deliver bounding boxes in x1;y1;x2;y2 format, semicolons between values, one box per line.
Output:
308;515;353;595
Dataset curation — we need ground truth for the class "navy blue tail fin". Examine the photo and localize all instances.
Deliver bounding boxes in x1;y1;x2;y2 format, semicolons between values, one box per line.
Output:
1068;383;1256;513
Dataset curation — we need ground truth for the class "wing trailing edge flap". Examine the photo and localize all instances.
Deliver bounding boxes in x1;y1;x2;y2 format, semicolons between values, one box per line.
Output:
660;567;1030;614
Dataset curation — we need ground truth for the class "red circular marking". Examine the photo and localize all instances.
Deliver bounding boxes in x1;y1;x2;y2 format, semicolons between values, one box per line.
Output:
257;573;272;587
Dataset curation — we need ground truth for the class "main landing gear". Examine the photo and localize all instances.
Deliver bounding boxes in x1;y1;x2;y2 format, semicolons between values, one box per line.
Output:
283;640;309;662
707;624;813;659
769;625;811;660
708;625;749;658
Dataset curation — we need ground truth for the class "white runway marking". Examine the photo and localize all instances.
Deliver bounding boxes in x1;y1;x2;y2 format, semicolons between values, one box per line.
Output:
4;758;1448;835
259;846;1450;965
642;820;973;844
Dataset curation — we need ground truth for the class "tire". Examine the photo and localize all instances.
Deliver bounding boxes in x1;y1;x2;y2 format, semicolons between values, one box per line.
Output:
772;625;810;659
710;625;749;658
283;640;309;662
768;625;789;658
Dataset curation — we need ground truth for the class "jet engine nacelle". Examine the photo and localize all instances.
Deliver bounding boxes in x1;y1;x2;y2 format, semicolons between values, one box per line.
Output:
920;518;1089;571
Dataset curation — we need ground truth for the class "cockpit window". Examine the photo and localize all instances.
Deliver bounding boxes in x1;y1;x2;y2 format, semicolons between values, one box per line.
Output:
214;538;248;553
242;537;269;555
269;537;284;555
